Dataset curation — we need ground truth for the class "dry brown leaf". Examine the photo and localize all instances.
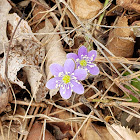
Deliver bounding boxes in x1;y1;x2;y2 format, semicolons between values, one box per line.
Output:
65;9;78;28
27;121;56;140
103;78;123;96
0;126;18;140
0;10;47;101
36;18;66;97
137;131;140;139
50;108;72;134
0;11;44;84
107;124;140;140
23;66;47;102
31;2;46;32
132;21;140;37
81;124;114;140
70;0;103;19
7;13;44;66
0;106;28;138
32;3;46;21
7;13;47;101
0;53;27;89
0;0;11;54
51;109;74;139
106;16;135;68
117;0;140;13
0;75;12;113
18;0;30;7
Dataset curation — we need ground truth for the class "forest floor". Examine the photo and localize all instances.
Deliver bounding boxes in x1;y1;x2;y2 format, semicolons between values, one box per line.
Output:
0;0;140;140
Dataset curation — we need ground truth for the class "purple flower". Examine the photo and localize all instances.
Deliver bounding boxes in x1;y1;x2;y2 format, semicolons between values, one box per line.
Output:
67;46;99;75
46;59;87;99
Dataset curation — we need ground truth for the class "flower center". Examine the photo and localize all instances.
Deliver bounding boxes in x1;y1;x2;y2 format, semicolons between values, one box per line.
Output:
62;75;71;84
80;59;87;67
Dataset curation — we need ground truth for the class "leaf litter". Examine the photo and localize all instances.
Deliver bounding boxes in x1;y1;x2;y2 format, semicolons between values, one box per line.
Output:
0;0;140;140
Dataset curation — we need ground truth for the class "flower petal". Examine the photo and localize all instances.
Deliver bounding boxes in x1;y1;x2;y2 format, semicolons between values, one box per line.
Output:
46;78;57;89
74;69;87;80
50;64;63;76
88;50;97;61
64;59;75;74
87;65;99;75
78;46;88;58
71;80;84;94
60;85;72;99
66;53;78;61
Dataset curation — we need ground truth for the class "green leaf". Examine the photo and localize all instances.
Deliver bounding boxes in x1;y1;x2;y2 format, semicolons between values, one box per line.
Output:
123;72;140;102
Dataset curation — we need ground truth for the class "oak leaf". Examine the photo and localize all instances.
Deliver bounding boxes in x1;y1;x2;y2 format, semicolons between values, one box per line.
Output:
106;16;135;68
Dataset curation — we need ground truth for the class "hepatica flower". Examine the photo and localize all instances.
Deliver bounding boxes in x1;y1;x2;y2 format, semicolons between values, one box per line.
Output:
67;46;99;75
46;59;87;99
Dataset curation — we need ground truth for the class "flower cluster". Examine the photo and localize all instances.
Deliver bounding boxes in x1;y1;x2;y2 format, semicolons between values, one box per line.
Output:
46;46;99;99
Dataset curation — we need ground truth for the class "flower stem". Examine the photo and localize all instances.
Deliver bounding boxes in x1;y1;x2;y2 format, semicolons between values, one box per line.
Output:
97;0;109;26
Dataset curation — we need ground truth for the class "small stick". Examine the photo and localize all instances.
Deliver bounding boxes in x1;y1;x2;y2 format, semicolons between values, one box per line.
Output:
4;13;25;82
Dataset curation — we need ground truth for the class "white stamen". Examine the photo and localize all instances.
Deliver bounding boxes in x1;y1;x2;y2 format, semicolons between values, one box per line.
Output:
71;85;74;87
85;68;88;71
76;58;79;61
55;84;58;88
58;72;63;77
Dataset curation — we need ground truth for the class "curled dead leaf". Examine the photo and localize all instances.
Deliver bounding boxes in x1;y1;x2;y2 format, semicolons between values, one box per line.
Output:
0;53;27;89
117;0;140;13
106;16;135;68
0;0;11;54
0;11;46;101
37;18;66;98
7;13;44;66
23;66;47;102
70;0;103;19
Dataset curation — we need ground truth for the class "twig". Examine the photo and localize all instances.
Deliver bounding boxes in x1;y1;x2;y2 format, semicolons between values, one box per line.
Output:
72;111;93;140
79;96;125;140
4;13;25;80
60;0;138;80
88;0;113;23
3;13;25;140
24;107;40;140
104;101;140;108
114;104;140;119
